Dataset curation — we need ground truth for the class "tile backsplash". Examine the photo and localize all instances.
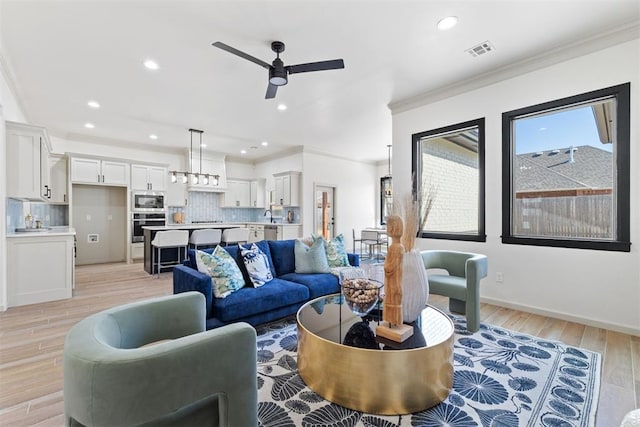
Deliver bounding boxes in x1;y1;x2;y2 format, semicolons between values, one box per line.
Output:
167;192;300;224
6;198;69;232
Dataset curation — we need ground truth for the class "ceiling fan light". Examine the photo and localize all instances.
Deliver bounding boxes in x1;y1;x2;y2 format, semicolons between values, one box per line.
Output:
269;68;288;86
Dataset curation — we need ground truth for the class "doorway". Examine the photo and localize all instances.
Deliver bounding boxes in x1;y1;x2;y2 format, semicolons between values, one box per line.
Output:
314;185;336;240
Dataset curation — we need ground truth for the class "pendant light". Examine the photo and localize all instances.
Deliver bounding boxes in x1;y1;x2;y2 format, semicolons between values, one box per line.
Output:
169;128;220;186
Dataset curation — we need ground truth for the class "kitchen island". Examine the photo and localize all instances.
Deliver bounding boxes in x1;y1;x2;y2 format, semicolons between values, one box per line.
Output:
142;223;243;275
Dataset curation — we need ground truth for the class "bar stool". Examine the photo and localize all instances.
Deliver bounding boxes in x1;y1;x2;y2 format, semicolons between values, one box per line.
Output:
189;229;222;251
221;228;250;246
150;230;189;278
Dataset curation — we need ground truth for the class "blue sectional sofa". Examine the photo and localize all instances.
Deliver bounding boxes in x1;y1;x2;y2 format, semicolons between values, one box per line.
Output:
173;239;359;329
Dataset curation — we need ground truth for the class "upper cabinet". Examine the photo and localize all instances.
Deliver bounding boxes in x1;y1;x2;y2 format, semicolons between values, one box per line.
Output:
273;171;300;206
131;164;167;191
70;157;129;186
6;121;52;201
223;178;266;208
49;154;69;204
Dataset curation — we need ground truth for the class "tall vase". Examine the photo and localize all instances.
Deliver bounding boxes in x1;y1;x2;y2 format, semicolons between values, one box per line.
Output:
401;249;429;323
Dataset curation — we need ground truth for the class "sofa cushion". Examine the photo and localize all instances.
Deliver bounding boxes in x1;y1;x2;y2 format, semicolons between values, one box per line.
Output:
240;243;273;287
186;248;214;270
314;233;350;267
268;239;296;276
212;278;309;322
194;247;245;298
279;272;340;299
295;239;331;274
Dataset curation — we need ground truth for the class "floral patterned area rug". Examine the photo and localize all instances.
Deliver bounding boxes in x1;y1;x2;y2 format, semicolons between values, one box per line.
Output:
255;315;601;427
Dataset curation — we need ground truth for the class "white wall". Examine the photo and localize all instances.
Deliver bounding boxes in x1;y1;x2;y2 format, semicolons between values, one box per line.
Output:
0;53;28;311
302;151;378;250
392;39;640;335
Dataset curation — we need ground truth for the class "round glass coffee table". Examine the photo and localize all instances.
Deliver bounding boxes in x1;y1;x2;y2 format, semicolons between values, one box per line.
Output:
297;294;454;415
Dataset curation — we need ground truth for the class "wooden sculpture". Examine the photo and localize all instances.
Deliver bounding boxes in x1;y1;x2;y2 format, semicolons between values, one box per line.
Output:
376;215;413;342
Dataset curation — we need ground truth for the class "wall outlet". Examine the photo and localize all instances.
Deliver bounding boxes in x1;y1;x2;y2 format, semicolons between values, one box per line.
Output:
88;234;99;243
496;272;504;283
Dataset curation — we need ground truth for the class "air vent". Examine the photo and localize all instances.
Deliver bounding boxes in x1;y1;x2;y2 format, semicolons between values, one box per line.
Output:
466;41;495;57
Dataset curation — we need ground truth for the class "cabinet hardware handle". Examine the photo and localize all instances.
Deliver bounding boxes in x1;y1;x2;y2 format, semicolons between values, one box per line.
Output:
98;174;100;182
102;175;105;182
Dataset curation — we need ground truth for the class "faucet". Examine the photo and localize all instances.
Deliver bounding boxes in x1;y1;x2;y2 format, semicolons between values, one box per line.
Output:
264;209;274;224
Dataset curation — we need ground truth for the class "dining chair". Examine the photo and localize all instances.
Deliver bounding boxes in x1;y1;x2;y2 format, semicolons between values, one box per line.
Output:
360;230;383;261
352;228;363;255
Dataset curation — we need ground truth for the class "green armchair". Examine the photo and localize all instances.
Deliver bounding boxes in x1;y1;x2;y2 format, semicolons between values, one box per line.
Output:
63;291;257;426
421;250;488;332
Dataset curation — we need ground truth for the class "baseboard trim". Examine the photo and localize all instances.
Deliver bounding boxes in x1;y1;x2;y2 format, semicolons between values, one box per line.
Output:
480;296;640;338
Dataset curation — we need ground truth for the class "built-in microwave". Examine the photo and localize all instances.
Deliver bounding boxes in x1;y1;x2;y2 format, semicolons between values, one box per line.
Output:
132;192;165;212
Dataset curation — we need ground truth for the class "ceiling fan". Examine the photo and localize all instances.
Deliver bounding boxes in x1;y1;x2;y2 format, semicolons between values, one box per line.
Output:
212;41;344;99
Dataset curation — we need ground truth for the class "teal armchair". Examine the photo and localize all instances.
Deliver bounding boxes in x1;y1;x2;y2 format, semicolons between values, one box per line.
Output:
63;292;257;427
421;250;488;332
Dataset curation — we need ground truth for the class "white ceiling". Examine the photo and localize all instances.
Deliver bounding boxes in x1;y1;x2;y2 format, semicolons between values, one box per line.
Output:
1;1;638;163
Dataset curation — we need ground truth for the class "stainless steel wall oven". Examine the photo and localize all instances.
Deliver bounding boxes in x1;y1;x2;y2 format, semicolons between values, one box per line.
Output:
131;213;166;243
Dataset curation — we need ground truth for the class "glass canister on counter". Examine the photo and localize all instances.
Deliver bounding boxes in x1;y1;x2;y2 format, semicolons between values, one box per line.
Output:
25;213;34;229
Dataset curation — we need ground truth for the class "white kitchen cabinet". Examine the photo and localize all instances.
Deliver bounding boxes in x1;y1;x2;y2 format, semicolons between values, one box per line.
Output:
7;233;74;306
278;225;301;240
131;164;167;191
166;181;188;207
273;171;300;206
6;121;52;201
131;242;144;260
71;157;129;186
49;154;69;204
250;179;266;208
224;180;251;207
248;224;265;243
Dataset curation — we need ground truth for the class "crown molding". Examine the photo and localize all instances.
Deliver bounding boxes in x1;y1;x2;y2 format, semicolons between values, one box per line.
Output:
0;50;31;122
389;22;640;114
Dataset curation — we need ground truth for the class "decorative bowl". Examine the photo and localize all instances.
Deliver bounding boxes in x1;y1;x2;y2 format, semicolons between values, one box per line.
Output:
341;278;383;316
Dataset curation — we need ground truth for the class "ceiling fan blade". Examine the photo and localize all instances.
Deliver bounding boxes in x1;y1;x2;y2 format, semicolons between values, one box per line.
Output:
265;83;278;99
212;41;271;70
287;59;345;74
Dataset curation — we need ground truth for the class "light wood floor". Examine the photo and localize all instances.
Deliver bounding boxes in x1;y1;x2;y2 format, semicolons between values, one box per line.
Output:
0;262;637;426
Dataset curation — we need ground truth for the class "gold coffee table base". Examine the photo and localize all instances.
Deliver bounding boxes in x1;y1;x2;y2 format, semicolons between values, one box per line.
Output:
297;297;454;415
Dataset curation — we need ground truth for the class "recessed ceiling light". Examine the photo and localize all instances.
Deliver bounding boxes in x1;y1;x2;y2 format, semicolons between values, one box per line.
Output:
144;59;159;70
149;134;158;140
87;100;100;109
437;16;458;31
84;123;95;129
277;104;287;111
240;149;247;154
261;141;268;147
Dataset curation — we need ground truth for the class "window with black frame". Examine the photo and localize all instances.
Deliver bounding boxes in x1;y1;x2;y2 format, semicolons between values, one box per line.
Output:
501;83;630;252
411;118;486;242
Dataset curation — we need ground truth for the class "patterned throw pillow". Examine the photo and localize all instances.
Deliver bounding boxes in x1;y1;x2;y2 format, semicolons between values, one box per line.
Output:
240;243;273;287
294;238;331;274
194;247;245;298
313;233;350;268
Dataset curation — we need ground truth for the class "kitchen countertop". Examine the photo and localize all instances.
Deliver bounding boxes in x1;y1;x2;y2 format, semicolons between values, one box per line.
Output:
160;222;302;228
7;227;76;237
